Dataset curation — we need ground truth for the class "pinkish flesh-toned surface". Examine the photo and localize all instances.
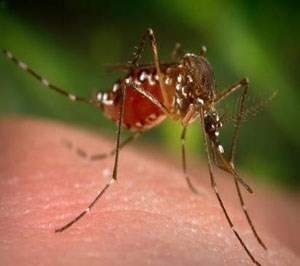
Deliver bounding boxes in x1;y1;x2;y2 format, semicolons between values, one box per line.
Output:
0;117;299;266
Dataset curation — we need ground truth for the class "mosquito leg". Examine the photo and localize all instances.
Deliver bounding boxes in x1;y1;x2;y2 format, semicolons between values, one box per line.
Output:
199;108;261;266
233;169;267;250
228;81;249;164
211;141;265;246
131;28;172;110
215;77;249;104
55;29;170;232
2;49;95;104
55;81;127;232
180;127;203;195
213;80;267;249
180;106;202;194
62;132;141;161
171;43;183;60
227;82;267;250
129;82;171;116
111;29;170;117
199;45;207;56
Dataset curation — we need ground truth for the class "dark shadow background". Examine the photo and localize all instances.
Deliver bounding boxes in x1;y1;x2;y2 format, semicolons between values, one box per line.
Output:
0;0;299;190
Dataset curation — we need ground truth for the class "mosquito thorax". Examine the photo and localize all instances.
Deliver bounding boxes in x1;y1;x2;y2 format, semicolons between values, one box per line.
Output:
180;53;216;103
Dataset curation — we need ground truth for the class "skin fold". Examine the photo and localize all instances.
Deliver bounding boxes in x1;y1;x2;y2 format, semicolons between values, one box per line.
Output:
0;117;299;266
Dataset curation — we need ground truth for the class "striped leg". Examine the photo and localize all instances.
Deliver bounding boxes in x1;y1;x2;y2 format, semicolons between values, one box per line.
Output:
216;77;249;104
225;81;267;250
55;29;171;232
199;107;261;266
212;79;266;251
62;132;141;161
119;28;171;117
55;82;126;232
180;127;203;195
129;28;173;112
171;43;183;60
211;144;267;251
2;48;123;232
2;49;95;104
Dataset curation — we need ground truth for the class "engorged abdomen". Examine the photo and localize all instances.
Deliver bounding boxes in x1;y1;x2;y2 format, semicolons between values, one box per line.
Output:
102;81;166;131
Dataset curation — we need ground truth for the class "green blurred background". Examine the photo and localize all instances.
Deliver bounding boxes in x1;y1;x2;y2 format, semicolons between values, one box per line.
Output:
0;1;299;190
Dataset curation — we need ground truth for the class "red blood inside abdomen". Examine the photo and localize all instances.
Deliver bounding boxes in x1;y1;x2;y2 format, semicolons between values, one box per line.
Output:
103;82;165;130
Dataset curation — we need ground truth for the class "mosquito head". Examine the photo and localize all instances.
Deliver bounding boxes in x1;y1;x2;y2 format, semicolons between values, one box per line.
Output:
181;53;216;104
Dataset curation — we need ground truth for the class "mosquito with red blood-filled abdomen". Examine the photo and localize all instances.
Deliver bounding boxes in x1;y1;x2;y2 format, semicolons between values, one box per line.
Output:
3;28;276;265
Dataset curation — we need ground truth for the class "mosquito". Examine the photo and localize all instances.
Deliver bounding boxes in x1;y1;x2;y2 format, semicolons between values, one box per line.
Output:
3;28;273;265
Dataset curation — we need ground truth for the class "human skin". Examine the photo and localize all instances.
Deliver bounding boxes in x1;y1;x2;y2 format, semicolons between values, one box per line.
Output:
0;117;299;266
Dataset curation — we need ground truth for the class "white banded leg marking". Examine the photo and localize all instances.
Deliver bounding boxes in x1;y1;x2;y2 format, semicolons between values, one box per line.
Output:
135;121;143;128
4;50;13;59
18;61;28;70
96;92;114;105
109;178;115;185
68;94;77;101
3;49;93;104
41;78;50;86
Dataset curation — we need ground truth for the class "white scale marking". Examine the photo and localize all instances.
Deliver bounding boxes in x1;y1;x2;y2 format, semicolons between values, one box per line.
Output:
182;87;188;97
184;53;197;58
218;145;224;154
187;75;193;83
135;122;143;128
112;83;119;92
148;75;156;86
165;76;172;85
41;78;50;86
100;92;114;105
104;100;114;105
177;74;182;83
176;97;182;106
134;79;142;86
102;93;108;101
213;185;218;193
139;71;147;81
96;92;103;101
147;113;157;121
68;94;76;101
125;77;132;85
109;179;115;185
197;98;204;105
18;61;28;70
5;51;13;59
